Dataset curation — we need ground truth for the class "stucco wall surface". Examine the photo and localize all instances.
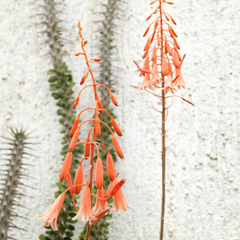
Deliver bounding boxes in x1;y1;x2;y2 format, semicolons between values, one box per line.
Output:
0;0;240;240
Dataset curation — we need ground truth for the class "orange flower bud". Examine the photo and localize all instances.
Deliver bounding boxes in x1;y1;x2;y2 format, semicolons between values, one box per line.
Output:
164;40;168;54
157;33;161;46
72;96;79;109
110;93;118;107
107;153;115;181
161;55;169;77
60;152;72;181
80;70;89;85
70;115;80;137
109;178;127;197
94;117;101;138
152;45;157;63
153;20;158;33
68;128;79;152
174;47;181;61
143;53;150;70
150;32;155;44
143;25;150;37
168;62;173;76
75;52;83;56
92;58;101;62
95;157;103;189
171;27;178;38
84;130;91;157
144;38;150;52
168;26;174;38
74;163;84;194
173;37;180;50
172;49;180;68
111;118;122;137
170;16;177;25
146;13;153;21
112;134;124;159
97;98;103;114
83;40;87;46
166;42;171;55
143;47;150;59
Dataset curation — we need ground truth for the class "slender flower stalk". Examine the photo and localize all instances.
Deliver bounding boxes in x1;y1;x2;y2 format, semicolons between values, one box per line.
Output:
39;20;129;240
133;1;193;239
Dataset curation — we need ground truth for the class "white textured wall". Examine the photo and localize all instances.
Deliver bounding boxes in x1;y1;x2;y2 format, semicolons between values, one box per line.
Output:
0;0;240;239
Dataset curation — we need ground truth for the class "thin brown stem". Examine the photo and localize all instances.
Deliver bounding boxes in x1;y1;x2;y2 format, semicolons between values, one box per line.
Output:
159;0;166;240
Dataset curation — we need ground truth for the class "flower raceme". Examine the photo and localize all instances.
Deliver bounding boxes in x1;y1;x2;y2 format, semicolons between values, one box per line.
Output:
133;0;187;94
39;20;129;234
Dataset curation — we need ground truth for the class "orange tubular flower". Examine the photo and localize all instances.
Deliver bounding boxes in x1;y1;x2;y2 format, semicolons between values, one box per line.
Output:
95;156;103;189
72;183;97;222
111;179;130;213
106;153;115;181
38;192;66;231
60;152;72;181
74;162;84;194
93;187;110;214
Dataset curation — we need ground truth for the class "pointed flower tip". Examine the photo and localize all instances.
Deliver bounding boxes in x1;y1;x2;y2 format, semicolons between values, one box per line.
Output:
112;134;124;159
110;93;118;107
68;128;80;152
109;178;127;197
80;70;89;85
90;58;101;62
75;52;83;56
72;96;80;109
111;118;122;137
70;116;79;137
60;152;73;181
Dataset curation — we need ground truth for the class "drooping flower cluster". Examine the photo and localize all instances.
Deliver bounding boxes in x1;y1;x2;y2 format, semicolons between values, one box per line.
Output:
39;20;129;232
133;0;186;94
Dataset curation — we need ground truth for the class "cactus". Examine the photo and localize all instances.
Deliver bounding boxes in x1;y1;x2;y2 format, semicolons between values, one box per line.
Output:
0;128;33;240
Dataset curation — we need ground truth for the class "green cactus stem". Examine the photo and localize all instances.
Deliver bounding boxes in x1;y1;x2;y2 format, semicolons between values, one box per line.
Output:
0;128;33;240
